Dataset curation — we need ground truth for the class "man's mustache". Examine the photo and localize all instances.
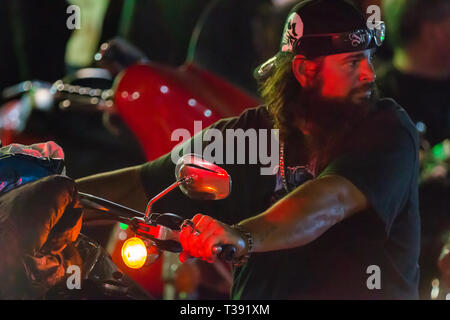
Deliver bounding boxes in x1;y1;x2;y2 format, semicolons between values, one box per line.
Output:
351;82;376;95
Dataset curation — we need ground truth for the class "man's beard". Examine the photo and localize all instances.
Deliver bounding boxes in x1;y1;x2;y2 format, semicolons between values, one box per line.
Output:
299;83;377;141
279;81;378;167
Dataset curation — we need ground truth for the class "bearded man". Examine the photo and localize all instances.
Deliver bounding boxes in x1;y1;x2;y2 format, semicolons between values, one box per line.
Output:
77;0;420;299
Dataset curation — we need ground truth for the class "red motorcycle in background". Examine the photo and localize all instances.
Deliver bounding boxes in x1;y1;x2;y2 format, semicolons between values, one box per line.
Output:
0;38;259;299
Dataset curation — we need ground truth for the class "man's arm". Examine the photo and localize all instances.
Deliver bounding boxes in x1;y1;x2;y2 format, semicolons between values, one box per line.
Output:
75;165;148;212
179;174;368;260
238;174;368;253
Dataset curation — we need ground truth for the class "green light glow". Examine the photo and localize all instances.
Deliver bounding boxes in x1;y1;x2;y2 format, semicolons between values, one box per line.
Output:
179;292;187;299
119;223;129;230
432;143;445;160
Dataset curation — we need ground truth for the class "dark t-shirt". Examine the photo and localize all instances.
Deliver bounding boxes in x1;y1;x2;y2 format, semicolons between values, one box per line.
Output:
141;98;420;299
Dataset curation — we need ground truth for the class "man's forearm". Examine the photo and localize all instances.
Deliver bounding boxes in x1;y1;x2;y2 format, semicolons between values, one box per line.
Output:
237;175;368;253
75;165;148;212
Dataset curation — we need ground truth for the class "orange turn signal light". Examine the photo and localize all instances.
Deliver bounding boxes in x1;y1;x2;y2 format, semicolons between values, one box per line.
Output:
121;237;148;269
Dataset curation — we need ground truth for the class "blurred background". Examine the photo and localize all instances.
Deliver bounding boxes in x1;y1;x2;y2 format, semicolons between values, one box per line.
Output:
0;0;448;300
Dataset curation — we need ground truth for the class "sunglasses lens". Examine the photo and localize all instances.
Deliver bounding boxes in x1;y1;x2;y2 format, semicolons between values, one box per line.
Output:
374;22;386;46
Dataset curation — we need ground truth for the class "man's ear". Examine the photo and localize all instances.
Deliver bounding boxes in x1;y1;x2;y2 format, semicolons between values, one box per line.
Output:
292;55;318;88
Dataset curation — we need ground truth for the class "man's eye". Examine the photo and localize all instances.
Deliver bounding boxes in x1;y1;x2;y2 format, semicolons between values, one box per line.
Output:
347;60;359;67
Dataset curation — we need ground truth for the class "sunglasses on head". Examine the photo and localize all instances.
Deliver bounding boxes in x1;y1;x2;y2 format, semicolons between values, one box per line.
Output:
292;22;386;54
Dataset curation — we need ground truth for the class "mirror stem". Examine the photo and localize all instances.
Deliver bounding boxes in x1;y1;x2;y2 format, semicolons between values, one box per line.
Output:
144;177;192;221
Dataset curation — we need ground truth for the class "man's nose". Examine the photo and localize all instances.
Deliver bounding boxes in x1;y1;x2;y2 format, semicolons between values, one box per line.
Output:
360;59;376;82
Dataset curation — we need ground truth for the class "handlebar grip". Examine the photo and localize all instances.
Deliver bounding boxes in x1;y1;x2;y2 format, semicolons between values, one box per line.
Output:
212;244;236;263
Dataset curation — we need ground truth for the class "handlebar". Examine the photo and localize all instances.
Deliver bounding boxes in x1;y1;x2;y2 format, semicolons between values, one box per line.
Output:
213;244;237;263
79;191;238;264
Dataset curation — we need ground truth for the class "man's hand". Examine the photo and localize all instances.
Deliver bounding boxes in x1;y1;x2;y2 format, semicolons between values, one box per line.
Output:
179;214;247;263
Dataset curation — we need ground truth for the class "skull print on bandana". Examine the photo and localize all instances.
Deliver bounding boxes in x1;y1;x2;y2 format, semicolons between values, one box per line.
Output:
281;12;304;53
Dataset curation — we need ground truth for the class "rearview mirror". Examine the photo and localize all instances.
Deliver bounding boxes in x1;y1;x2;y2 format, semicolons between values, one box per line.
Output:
175;154;231;200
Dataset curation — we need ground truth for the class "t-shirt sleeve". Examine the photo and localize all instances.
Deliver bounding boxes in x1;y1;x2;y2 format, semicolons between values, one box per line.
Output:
140;152;177;200
140;106;270;199
319;125;418;235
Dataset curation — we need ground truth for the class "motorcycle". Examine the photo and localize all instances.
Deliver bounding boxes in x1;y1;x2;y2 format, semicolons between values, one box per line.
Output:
0;38;258;298
67;153;236;299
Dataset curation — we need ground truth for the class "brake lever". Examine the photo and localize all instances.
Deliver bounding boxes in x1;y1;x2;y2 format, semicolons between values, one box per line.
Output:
129;215;184;253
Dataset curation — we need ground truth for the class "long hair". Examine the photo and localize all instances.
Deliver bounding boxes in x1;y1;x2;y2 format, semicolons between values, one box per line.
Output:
258;53;303;140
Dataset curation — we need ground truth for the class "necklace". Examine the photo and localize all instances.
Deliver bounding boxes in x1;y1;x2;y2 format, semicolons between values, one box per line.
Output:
279;141;316;193
279;141;289;193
